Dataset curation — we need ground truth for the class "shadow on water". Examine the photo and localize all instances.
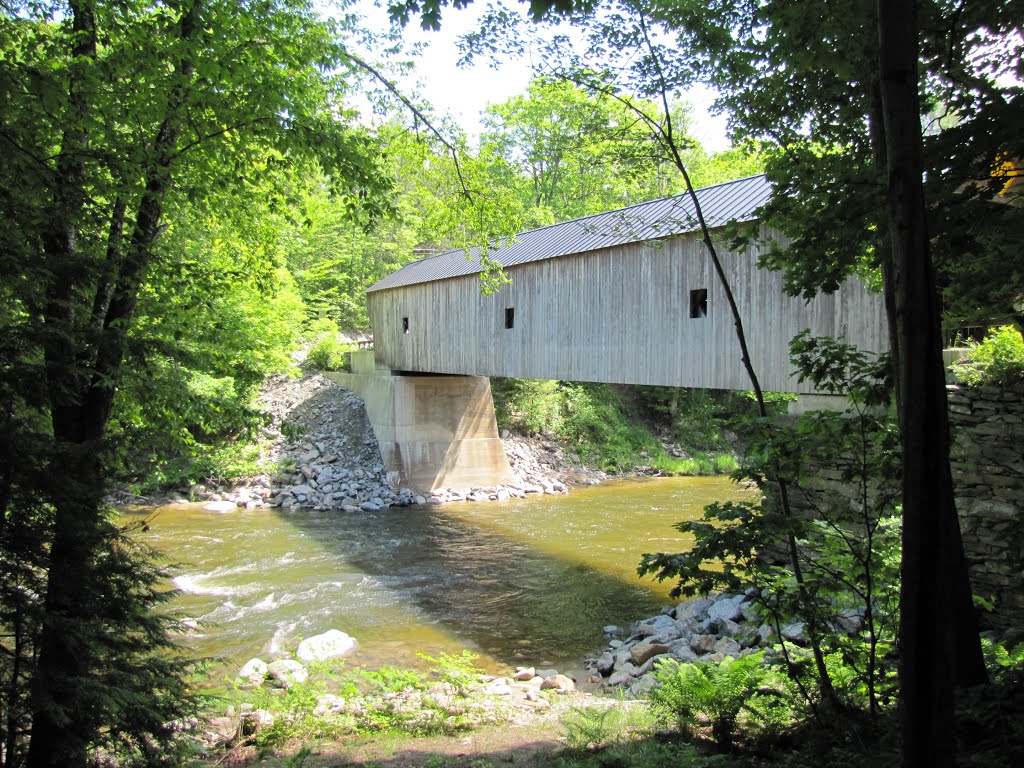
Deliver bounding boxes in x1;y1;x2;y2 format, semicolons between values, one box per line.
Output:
274;501;669;668
127;476;740;672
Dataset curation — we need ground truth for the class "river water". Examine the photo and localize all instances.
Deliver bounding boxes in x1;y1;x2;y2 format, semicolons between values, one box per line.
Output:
124;476;744;674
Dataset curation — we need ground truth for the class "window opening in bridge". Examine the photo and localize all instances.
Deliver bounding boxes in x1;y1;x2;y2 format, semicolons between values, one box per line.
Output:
402;317;409;334
505;307;515;329
689;289;708;319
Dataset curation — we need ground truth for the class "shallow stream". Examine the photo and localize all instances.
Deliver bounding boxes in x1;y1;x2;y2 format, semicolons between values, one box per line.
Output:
124;476;745;674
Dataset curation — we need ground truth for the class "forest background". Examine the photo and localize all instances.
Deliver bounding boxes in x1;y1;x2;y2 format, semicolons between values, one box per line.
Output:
1;0;1021;766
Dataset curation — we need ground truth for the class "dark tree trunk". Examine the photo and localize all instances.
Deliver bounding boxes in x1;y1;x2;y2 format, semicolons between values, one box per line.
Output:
26;3;198;764
875;2;988;767
26;450;106;768
27;0;99;757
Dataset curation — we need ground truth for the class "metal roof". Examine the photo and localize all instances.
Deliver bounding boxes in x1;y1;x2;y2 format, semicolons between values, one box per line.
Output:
367;174;771;292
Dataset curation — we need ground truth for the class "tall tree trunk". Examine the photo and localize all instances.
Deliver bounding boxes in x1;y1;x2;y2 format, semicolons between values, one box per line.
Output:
875;3;988;767
28;0;99;758
27;4;199;764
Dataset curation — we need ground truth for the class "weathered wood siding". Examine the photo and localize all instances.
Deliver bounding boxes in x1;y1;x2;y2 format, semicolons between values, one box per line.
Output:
367;228;888;393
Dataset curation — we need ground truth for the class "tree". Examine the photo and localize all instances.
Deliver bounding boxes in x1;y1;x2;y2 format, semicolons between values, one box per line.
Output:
481;76;681;222
0;1;390;763
390;0;1021;761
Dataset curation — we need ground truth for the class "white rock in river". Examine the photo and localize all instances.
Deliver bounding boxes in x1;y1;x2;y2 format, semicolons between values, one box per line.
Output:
203;500;237;513
296;629;358;662
237;657;268;685
267;659;308;688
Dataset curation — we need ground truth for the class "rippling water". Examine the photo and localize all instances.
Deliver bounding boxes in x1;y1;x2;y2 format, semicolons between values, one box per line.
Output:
123;476;745;673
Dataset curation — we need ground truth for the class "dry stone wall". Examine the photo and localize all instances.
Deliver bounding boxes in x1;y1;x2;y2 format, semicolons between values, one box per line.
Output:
948;382;1024;631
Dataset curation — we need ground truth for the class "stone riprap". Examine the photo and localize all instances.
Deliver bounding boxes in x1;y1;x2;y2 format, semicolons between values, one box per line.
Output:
584;591;804;697
181;370;586;511
948;382;1024;631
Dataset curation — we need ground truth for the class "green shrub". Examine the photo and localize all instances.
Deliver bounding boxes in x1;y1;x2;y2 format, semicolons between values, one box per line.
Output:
417;650;482;694
981;637;1024;681
492;377;563;434
306;332;354;371
953;325;1024;387
561;702;660;751
354;665;426;693
650;653;785;752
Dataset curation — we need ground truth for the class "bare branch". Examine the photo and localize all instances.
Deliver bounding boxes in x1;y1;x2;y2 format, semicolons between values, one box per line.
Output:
344;50;473;201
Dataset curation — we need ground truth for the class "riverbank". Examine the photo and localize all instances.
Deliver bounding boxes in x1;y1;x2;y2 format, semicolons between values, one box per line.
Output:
113;366;715;511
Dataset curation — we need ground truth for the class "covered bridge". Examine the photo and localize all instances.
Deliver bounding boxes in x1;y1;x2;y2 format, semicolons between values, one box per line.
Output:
366;175;888;394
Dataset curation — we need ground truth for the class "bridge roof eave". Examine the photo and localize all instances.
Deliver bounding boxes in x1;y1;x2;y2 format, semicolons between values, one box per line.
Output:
367;174;771;294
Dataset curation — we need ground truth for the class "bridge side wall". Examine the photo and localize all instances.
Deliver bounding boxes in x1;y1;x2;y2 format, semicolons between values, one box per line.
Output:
367;228;888;393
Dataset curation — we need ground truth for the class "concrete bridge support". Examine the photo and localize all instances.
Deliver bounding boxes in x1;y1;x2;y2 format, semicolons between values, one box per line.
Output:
326;352;515;492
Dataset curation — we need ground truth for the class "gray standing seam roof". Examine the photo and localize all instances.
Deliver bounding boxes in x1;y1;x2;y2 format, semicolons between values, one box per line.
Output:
367;174;771;293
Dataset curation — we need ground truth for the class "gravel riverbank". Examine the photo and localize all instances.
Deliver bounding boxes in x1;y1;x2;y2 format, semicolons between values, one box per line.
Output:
143;369;610;511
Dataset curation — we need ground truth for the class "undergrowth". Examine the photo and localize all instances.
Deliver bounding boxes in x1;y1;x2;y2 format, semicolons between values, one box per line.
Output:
226;652;490;751
491;378;787;474
952;324;1024;387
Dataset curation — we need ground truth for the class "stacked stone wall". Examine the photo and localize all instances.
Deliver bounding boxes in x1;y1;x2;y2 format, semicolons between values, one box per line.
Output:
948;382;1024;631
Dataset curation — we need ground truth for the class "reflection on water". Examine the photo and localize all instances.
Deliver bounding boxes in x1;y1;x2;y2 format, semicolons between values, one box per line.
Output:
124;476;745;673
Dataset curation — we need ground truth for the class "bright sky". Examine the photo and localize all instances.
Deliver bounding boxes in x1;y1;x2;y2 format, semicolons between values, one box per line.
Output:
348;0;731;152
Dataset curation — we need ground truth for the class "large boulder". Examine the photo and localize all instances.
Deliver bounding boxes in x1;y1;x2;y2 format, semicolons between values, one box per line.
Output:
296;629;358;662
667;640;699;663
634;615;677;637
540;674;576;693
237;658;268;685
713;637;743;658
607;665;637;686
203;500;237;513
267;659;308;688
689;632;718;655
631;641;671;666
707;594;747;623
675;596;715;623
781;622;809;645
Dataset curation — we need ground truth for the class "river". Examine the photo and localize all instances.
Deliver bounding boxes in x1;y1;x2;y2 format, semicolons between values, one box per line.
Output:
123;475;745;675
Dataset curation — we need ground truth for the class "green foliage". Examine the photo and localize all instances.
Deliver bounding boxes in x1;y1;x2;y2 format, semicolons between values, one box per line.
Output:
481;76;683;221
561;702;660;751
492;378;747;474
558;383;658;472
562;706;620;751
492;378;564;435
952;325;1024;388
650;654;787;752
981;637;1024;682
417;650;482;694
640;336;902;717
244;673;338;750
306;332;355;372
353;665;426;694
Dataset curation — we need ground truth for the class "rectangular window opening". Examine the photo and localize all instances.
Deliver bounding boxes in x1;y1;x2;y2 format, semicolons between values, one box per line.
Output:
402;316;409;334
505;307;515;329
689;289;708;319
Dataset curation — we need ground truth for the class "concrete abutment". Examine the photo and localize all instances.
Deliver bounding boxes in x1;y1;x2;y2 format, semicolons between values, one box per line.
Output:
326;351;514;492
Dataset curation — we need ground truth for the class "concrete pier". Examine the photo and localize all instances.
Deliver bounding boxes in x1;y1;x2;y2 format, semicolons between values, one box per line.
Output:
326;352;514;492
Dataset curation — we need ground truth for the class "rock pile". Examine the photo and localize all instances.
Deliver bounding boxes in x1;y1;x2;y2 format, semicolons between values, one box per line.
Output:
502;432;608;487
584;591;824;697
185;370;591;511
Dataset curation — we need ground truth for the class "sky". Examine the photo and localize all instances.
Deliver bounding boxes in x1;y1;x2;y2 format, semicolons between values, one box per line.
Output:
348;0;732;152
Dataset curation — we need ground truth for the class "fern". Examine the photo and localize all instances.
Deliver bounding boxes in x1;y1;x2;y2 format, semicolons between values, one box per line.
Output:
650;654;769;752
